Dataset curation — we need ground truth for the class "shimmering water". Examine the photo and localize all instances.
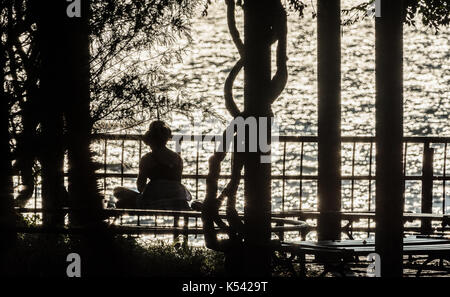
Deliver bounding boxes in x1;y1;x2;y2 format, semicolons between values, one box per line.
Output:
167;1;449;137
162;1;449;217
92;1;449;243
21;1;449;243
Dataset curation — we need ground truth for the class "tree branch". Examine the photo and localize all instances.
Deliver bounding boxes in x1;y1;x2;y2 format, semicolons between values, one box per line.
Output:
269;4;288;104
224;59;243;117
225;0;244;57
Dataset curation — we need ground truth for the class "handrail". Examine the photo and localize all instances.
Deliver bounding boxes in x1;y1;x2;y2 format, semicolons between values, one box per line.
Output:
16;133;450;240
92;133;450;143
15;207;448;222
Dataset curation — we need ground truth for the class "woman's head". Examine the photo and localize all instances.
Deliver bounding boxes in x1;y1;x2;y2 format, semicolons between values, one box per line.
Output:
143;120;172;148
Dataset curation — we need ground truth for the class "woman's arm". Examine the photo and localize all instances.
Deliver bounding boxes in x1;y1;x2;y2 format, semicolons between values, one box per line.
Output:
137;157;148;193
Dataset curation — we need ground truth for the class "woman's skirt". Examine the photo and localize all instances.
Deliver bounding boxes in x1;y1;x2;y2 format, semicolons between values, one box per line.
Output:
113;180;191;210
139;179;191;210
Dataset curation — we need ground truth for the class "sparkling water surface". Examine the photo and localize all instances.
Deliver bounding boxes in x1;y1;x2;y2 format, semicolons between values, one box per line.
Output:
22;1;449;244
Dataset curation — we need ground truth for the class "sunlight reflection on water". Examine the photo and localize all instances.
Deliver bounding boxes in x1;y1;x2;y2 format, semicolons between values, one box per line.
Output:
166;0;449;138
19;1;449;245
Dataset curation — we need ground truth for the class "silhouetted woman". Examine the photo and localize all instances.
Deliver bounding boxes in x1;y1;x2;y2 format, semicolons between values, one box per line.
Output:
112;121;191;210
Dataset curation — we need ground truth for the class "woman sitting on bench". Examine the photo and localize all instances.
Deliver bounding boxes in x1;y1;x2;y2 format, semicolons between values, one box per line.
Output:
112;121;192;210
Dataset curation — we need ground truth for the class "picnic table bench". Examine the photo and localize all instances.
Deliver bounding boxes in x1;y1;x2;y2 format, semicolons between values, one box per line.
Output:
272;211;450;238
274;235;450;277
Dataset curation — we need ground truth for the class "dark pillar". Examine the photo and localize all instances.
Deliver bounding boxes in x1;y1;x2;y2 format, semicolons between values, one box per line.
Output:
375;0;404;277
421;143;433;234
35;1;67;227
243;0;272;276
0;41;16;249
317;0;341;241
63;0;104;225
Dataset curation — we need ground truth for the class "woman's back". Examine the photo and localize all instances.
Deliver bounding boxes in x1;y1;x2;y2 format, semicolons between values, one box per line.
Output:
138;148;190;209
140;148;183;182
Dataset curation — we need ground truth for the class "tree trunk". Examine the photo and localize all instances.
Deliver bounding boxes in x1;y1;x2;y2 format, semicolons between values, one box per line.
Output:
37;0;111;275
375;0;404;277
317;0;341;242
61;0;103;226
0;41;16;251
35;1;67;227
243;0;272;276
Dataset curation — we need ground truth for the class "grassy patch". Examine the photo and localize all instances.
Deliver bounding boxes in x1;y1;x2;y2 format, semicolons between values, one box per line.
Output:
0;233;225;277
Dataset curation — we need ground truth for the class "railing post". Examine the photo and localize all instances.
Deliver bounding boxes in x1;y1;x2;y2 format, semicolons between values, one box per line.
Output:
421;143;434;234
183;215;189;242
173;215;180;242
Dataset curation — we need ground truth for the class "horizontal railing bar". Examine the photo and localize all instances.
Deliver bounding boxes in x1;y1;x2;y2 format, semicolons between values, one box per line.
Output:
8;226;449;236
16;208;449;222
14;208;305;225
92;134;450;143
9;226;307;235
91;173;450;181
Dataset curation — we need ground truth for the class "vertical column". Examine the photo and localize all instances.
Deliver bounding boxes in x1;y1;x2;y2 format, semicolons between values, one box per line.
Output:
421;143;434;235
64;0;104;225
375;0;404;277
243;0;272;276
35;1;66;227
317;0;341;241
0;40;16;246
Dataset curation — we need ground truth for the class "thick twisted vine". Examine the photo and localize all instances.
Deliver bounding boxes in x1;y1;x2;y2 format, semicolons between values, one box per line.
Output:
202;0;288;251
269;1;288;104
224;59;243;118
224;0;244;118
225;0;244;56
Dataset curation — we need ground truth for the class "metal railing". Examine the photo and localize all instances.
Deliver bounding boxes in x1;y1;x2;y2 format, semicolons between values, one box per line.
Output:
90;134;450;215
16;134;450;239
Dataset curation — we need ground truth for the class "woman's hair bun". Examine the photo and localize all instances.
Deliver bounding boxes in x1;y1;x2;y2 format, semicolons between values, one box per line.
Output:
143;120;172;146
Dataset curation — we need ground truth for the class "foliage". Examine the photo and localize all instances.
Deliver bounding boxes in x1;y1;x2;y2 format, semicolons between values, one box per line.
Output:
287;0;308;18
201;0;308;18
200;0;449;32
0;232;225;276
342;0;450;31
404;0;449;30
284;0;450;31
89;0;215;132
1;0;215;138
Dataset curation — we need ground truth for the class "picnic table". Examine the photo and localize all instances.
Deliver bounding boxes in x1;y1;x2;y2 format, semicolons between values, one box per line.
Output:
274;235;450;277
